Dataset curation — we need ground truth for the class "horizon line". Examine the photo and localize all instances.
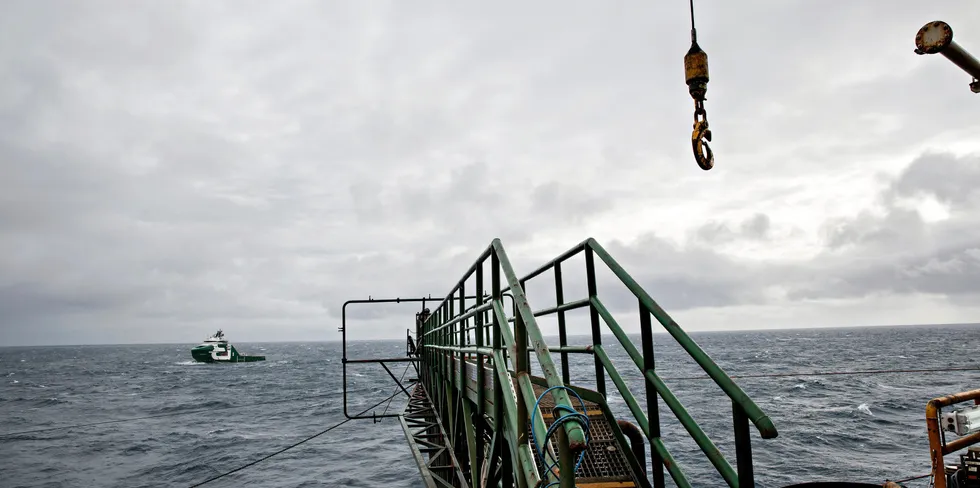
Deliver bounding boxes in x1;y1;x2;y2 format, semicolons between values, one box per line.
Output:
2;321;978;348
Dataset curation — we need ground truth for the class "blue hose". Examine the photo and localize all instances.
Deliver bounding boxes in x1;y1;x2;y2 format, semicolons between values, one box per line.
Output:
529;386;592;487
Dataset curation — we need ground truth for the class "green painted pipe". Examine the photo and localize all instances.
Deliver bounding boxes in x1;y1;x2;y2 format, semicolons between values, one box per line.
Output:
492;240;588;449
651;437;693;488
507;298;591;322
593;296;740;487
427;345;592;356
516;373;559;485
592;345;651;437
648;369;739;486
423;301;493;337
493;350;541;488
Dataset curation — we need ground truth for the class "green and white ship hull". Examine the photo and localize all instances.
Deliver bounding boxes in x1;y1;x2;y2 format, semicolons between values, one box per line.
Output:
191;330;265;363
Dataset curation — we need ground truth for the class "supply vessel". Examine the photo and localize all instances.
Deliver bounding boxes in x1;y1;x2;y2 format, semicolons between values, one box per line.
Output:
191;330;266;363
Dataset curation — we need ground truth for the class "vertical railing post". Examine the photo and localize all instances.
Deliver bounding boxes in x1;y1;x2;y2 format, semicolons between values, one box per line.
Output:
555;262;570;385
449;297;458;443
474;262;487;487
423;314;429;391
558;427;575;488
640;305;665;487
519;279;531;373
491;250;505;486
457;287;464;391
733;402;755;487
584;246;606;397
440;305;447;417
515;309;529;478
476;262;485;416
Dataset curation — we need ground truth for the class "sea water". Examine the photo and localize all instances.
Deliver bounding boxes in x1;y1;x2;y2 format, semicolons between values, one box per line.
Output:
2;324;977;487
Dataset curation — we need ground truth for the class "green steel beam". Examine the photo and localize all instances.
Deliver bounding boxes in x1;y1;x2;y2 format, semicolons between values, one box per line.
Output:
423;301;493;338
404;237;778;488
592;296;740;487
652;438;692;488
491;240;588;450
592;344;650;436
427;345;593;356
506;298;591;322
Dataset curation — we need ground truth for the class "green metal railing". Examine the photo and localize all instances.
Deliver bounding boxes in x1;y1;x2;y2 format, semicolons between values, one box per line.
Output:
415;237;777;488
517;237;778;488
417;239;588;488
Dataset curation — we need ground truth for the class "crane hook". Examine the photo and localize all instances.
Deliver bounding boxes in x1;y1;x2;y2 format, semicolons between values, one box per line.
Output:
692;109;713;171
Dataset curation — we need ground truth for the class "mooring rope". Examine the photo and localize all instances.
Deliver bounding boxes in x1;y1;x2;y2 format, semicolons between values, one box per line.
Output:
886;471;932;484
0;392;334;438
188;389;403;487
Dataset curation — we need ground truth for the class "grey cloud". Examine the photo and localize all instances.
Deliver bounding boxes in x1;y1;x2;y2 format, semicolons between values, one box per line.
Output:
544;152;980;315
820;208;927;251
599;235;757;311
1;1;978;345
695;213;772;244
782;153;980;301
887;152;980;207
531;182;614;225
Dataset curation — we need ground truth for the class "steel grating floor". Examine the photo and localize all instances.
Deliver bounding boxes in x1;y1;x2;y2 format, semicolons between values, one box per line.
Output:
528;383;641;488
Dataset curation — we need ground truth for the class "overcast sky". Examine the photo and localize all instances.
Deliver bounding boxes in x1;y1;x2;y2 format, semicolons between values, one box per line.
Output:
2;1;979;346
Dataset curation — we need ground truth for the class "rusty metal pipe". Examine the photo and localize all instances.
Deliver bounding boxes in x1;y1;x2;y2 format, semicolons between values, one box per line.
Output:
924;389;980;488
915;20;980;93
617;420;647;478
945;430;980;454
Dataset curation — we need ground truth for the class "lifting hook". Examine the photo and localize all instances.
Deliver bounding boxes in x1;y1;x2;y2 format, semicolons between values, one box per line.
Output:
692;108;713;170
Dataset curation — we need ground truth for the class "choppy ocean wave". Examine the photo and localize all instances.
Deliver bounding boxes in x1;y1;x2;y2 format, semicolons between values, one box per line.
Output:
1;324;978;487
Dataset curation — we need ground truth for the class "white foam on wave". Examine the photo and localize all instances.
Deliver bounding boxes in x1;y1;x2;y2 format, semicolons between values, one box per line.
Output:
858;403;873;416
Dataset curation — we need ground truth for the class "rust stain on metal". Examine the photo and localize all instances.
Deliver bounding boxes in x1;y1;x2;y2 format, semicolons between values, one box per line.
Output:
568;439;588;451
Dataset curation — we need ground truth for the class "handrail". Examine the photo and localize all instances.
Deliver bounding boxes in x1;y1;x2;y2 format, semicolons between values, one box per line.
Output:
515;237;779;488
592;297;739;486
587;238;777;438
415;239;588;487
521;237;776;437
411;237;776;487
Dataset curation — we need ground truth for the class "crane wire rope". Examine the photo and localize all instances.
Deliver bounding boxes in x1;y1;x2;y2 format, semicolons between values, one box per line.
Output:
188;388;403;488
0;392;335;439
660;365;980;381
378;360;414;420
